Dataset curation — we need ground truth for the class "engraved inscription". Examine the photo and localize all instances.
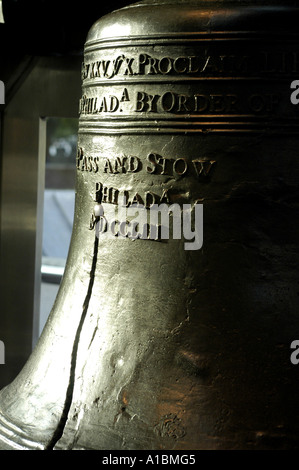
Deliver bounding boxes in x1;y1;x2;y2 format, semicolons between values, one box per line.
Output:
76;148;216;180
134;91;281;114
82;54;251;80
93;182;171;208
79;88;130;115
82;51;299;80
103;156;141;174
79;89;281;116
79;47;298;123
146;153;216;178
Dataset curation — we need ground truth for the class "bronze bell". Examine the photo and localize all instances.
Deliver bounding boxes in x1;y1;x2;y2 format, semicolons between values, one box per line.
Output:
1;0;299;450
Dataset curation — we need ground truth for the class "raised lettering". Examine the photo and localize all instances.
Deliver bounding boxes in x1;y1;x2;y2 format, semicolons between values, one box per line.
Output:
173;158;188;176
120;88;130;102
192;160;216;178
103;158;114;173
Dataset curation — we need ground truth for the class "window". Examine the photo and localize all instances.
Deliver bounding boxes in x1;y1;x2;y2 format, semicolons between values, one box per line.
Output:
39;117;78;335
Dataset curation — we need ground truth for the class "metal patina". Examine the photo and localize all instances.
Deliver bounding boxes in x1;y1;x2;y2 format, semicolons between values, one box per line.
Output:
0;0;299;450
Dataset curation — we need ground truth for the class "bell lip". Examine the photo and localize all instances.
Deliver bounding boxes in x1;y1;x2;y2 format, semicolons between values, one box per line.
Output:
0;410;47;450
85;1;299;46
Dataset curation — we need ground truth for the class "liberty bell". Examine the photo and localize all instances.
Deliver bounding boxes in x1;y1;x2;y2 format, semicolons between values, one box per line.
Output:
1;0;299;450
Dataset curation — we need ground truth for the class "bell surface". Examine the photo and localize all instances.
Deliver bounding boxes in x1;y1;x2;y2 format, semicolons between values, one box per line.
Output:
1;0;299;450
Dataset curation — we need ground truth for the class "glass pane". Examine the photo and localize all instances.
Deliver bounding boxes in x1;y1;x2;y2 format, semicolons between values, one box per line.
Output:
45;117;78;189
39;117;77;335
